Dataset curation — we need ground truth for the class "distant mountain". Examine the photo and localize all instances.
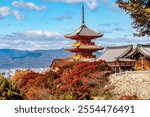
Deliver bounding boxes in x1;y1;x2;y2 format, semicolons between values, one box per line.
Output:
0;49;102;69
0;49;71;69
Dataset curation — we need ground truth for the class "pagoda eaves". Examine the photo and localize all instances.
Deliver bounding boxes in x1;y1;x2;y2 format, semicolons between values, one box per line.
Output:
65;45;103;52
65;24;103;39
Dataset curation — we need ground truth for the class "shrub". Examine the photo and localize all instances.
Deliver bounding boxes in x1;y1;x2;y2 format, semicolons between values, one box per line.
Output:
0;75;23;100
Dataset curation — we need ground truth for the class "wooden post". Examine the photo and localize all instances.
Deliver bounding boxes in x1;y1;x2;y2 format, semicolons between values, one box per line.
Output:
125;62;126;71
115;62;116;73
148;58;150;70
142;57;144;71
149;61;150;70
135;61;137;71
119;61;121;72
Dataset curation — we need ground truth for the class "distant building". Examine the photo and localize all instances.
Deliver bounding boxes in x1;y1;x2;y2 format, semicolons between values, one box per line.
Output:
64;3;103;61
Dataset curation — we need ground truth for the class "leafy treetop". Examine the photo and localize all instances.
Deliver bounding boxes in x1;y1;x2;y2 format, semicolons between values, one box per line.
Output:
116;0;150;36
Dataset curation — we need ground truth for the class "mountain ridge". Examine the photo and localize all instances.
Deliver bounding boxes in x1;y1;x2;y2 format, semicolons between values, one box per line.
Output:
0;48;71;68
0;48;101;69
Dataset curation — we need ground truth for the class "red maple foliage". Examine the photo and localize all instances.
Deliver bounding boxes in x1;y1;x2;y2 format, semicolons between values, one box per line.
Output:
50;60;112;100
12;59;112;100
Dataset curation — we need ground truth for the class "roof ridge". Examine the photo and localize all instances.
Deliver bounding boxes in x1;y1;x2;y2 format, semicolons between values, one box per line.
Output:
77;24;87;35
118;45;133;58
125;48;138;58
106;45;132;49
138;45;150;57
138;44;150;47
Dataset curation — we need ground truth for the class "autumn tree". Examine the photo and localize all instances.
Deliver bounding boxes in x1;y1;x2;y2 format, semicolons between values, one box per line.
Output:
12;70;53;100
116;0;150;36
0;75;23;100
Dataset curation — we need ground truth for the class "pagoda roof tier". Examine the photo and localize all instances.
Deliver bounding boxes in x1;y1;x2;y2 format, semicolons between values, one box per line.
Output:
65;24;103;39
65;45;103;52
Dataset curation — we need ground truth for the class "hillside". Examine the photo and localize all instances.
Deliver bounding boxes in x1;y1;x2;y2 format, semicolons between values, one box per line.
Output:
0;49;71;68
0;49;101;69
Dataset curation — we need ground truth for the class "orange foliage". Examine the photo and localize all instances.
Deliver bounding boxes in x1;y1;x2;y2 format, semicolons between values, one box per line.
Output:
12;60;112;100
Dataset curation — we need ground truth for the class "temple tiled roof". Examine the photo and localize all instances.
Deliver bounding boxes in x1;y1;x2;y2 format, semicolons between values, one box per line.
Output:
97;44;150;63
125;44;150;58
124;48;137;58
97;45;133;62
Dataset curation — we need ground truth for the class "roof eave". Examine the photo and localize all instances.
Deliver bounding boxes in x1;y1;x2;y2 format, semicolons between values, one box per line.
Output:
65;34;103;39
64;47;103;52
138;47;150;58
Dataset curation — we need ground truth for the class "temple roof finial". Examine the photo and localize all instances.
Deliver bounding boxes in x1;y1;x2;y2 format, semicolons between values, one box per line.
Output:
82;2;85;25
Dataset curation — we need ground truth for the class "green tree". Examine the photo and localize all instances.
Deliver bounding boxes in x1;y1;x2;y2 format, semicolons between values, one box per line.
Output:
116;0;150;36
0;75;23;100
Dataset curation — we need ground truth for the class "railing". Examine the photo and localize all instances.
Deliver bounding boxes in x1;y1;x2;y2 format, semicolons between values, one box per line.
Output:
72;55;96;59
73;42;95;46
115;71;150;76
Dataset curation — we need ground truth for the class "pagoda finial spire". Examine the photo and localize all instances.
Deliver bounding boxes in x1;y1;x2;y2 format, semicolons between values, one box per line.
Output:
82;2;85;25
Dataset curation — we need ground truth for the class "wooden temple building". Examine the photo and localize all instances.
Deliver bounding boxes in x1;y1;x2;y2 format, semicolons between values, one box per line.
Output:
97;45;135;72
97;44;150;72
64;3;103;61
125;44;150;71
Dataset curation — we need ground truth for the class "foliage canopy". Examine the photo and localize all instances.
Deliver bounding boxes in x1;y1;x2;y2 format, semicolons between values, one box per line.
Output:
0;75;23;100
116;0;150;36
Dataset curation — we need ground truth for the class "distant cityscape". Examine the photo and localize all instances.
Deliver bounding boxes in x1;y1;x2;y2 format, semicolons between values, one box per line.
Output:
0;48;101;78
0;68;49;78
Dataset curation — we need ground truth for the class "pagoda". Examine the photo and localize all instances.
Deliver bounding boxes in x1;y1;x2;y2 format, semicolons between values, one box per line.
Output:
64;3;103;61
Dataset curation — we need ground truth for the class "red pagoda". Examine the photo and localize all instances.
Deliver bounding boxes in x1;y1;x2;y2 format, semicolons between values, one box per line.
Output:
65;3;103;61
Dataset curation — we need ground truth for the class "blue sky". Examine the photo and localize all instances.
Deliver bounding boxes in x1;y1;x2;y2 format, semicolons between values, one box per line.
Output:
0;0;149;50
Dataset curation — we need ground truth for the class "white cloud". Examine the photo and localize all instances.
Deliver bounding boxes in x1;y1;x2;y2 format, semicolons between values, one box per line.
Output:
22;30;63;39
0;7;10;18
0;30;72;50
0;30;149;50
94;36;150;48
46;0;98;10
12;10;24;20
86;0;98;10
0;6;24;20
12;0;47;11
